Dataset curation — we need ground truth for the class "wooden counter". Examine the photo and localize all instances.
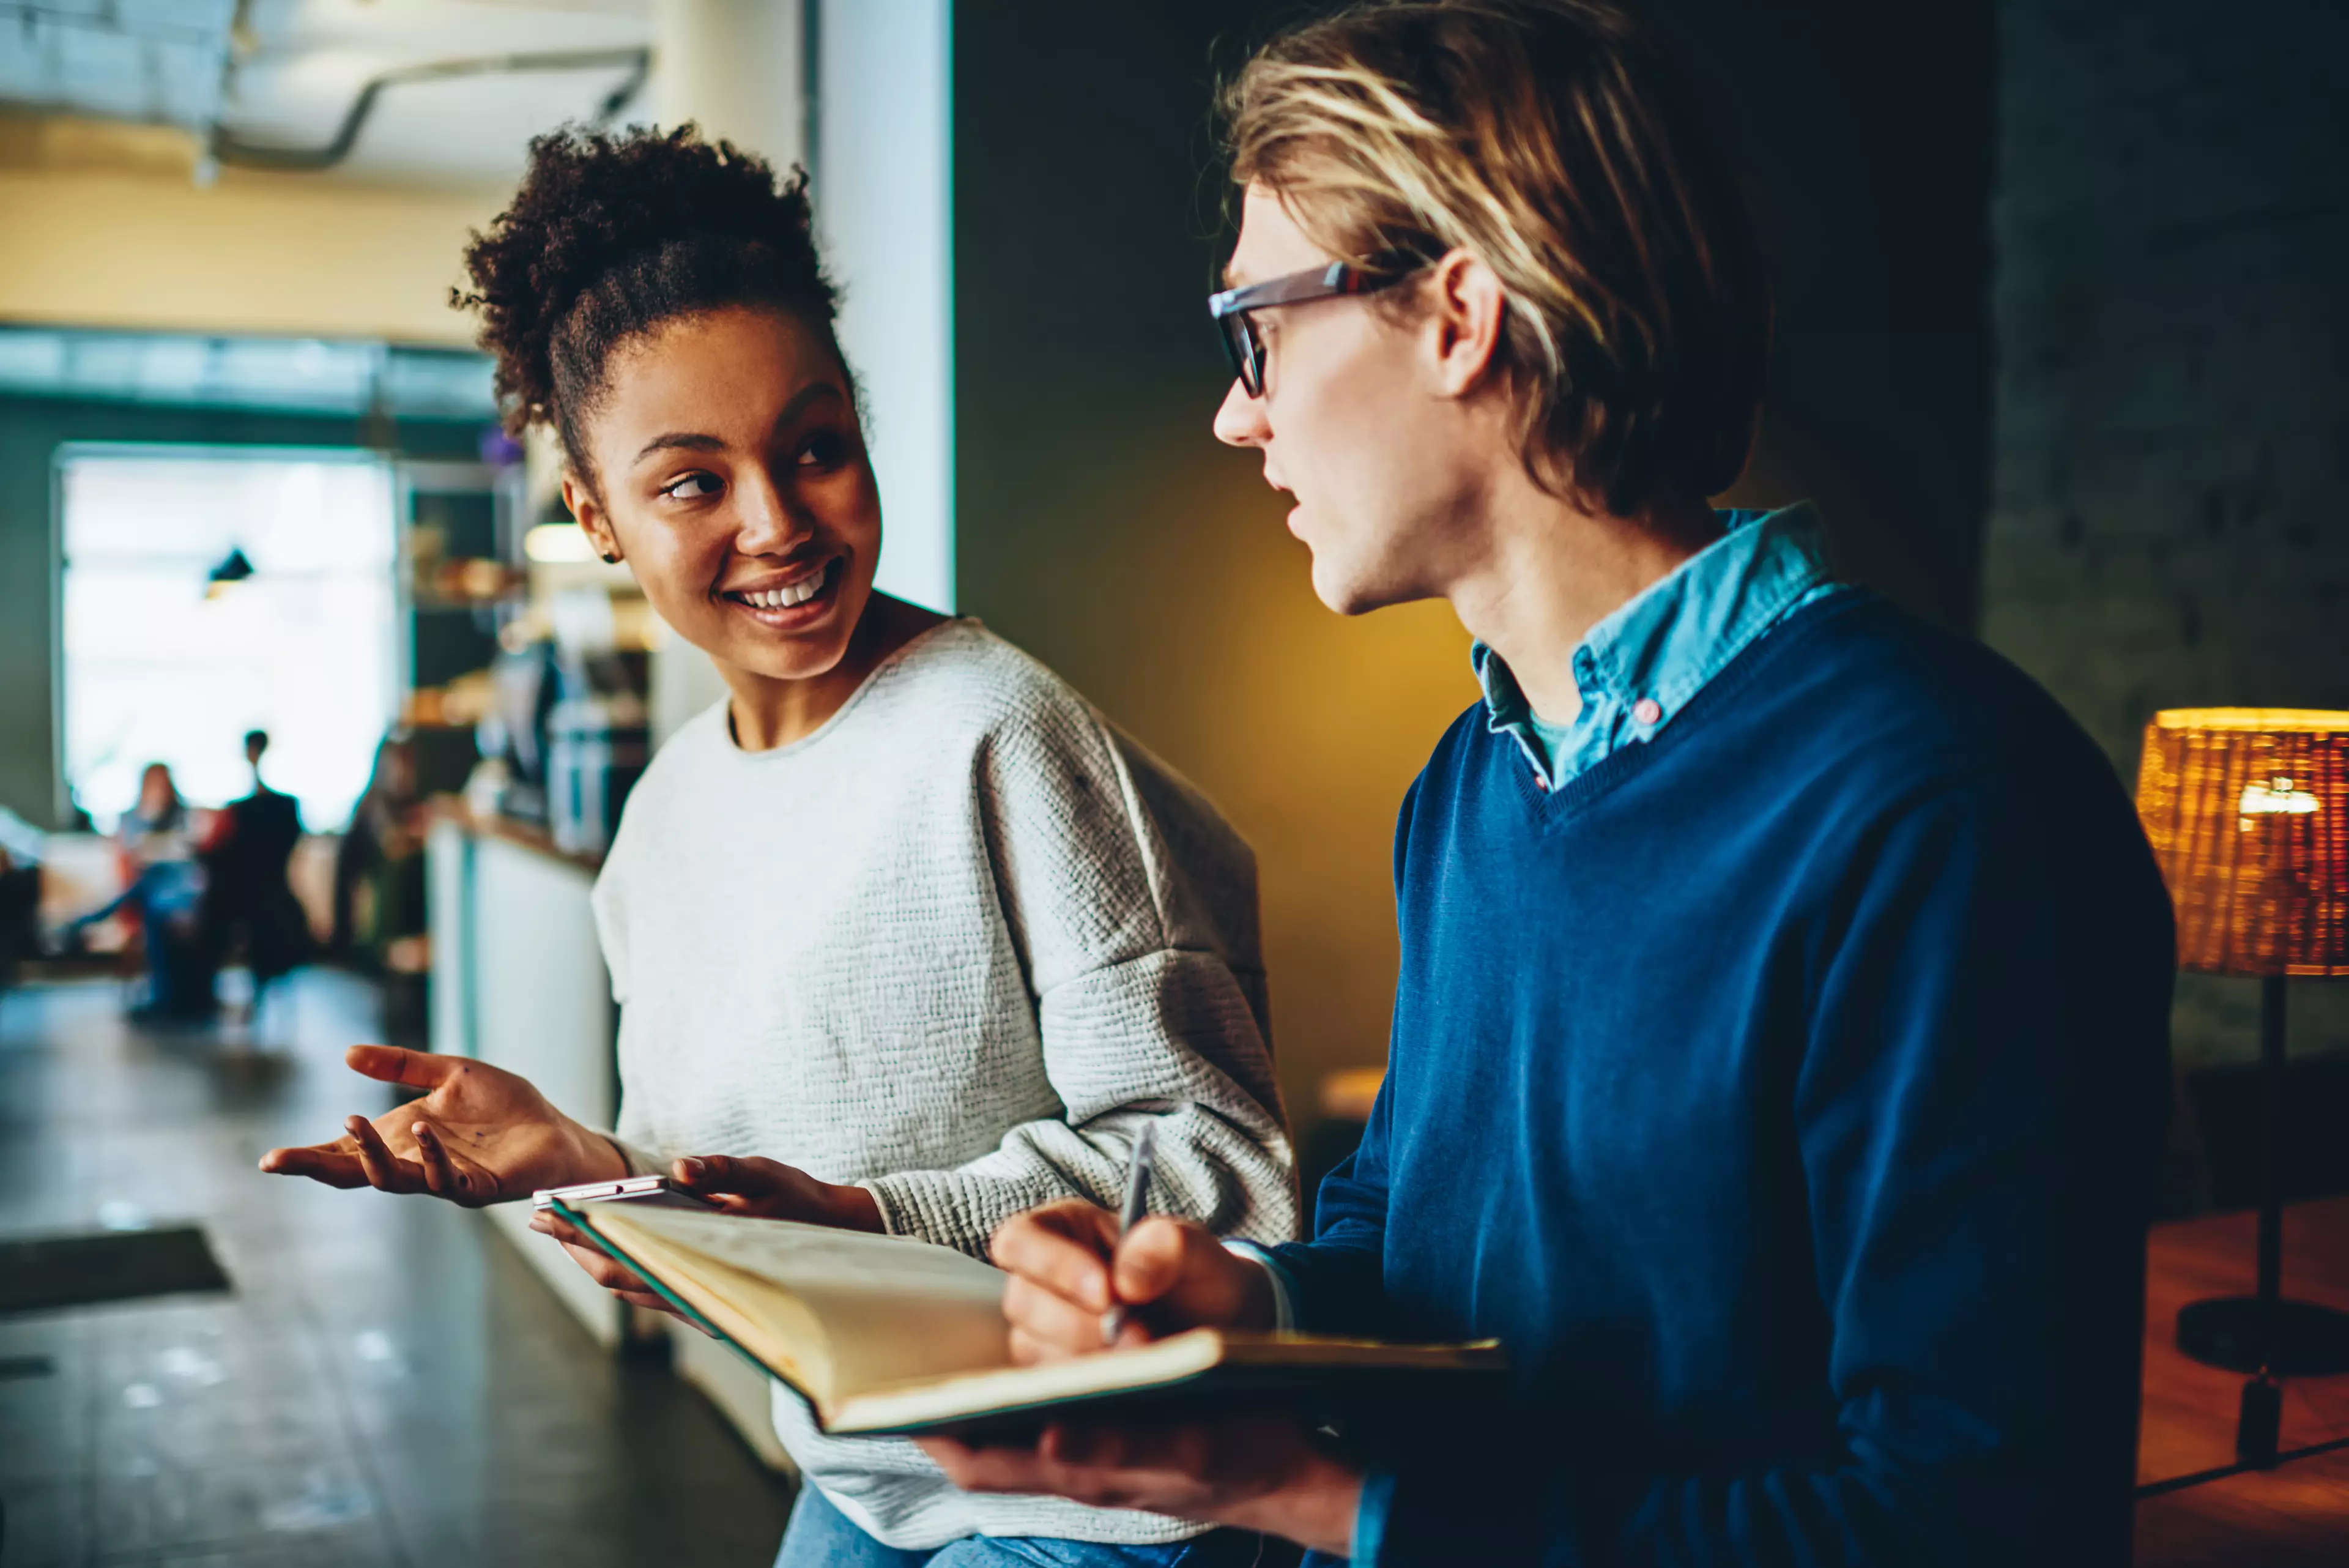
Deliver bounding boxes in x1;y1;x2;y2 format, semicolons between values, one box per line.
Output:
426;795;603;874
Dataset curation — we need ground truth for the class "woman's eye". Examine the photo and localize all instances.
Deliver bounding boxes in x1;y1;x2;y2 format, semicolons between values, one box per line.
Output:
662;473;721;500
797;431;847;468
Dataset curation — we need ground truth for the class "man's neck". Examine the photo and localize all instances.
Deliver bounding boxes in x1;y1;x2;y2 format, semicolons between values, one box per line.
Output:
1445;476;1723;724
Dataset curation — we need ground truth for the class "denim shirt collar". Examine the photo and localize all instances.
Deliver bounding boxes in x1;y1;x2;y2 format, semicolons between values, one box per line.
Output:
1473;502;1837;787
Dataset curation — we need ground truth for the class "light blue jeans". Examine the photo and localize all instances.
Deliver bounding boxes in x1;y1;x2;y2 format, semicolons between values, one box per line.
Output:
773;1485;1290;1567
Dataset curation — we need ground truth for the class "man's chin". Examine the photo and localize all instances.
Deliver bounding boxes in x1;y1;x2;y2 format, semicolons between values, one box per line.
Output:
1310;559;1420;619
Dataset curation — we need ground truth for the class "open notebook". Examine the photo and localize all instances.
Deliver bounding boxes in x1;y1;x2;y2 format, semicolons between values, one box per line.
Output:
551;1199;1505;1437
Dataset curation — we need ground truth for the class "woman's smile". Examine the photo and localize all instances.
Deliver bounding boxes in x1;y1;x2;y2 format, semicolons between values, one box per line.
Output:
718;555;846;630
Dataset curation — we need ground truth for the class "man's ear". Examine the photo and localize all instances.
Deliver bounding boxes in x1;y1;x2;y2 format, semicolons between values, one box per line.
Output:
560;472;623;565
1425;250;1508;399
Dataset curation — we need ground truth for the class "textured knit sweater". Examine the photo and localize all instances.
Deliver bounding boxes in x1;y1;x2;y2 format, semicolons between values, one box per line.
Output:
591;618;1296;1548
1275;592;2175;1568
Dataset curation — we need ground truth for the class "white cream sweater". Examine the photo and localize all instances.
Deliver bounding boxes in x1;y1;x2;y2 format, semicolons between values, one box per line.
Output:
590;618;1297;1548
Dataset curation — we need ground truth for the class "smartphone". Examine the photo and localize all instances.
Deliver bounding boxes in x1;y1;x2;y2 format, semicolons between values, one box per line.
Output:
530;1174;719;1213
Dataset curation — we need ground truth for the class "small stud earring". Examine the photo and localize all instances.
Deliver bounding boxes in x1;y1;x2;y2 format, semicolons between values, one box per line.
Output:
599;552;620;564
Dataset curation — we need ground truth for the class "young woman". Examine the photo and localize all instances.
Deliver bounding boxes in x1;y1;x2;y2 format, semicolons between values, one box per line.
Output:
74;762;213;1019
261;126;1295;1567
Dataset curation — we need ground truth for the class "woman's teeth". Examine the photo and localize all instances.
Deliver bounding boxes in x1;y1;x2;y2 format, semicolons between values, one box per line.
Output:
740;574;825;609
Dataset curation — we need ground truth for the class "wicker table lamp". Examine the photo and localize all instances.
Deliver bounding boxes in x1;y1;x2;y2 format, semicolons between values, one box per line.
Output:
2136;708;2349;1461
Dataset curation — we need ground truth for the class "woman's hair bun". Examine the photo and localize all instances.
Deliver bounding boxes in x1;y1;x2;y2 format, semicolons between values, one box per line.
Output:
456;123;839;461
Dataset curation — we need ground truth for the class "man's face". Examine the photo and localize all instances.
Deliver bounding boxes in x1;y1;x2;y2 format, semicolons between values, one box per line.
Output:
1211;184;1484;615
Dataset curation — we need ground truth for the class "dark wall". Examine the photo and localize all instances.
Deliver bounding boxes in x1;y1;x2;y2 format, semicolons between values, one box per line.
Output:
952;0;1997;1129
1652;0;1995;629
0;395;479;830
1983;0;2349;1065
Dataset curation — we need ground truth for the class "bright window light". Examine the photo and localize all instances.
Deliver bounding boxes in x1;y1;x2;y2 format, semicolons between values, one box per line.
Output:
60;447;399;832
524;522;598;563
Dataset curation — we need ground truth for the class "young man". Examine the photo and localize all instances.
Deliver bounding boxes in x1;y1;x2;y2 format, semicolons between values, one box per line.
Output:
923;2;2175;1564
201;729;308;995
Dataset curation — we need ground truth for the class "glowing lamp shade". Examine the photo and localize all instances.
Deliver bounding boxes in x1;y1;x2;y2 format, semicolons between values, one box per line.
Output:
2135;708;2349;978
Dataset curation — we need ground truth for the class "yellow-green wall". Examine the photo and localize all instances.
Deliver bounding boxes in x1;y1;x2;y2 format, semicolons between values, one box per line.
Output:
0;114;498;345
960;398;1477;1135
950;6;1486;1132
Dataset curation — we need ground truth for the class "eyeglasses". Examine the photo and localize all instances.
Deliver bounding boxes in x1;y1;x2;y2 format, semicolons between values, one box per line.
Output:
1208;254;1426;398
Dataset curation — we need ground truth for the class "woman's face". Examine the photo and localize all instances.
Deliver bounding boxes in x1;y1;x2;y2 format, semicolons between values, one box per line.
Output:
380;743;414;800
565;305;881;686
138;765;174;817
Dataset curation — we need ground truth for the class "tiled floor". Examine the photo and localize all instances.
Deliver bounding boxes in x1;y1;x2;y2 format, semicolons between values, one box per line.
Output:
0;973;795;1567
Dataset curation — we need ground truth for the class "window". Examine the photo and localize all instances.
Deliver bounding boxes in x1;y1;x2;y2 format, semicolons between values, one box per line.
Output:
59;447;399;832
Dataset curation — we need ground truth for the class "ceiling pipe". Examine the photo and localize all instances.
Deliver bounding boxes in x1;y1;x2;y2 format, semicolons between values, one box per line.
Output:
209;46;651;173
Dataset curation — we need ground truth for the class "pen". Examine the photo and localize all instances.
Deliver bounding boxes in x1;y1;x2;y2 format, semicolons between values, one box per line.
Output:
1099;1120;1158;1347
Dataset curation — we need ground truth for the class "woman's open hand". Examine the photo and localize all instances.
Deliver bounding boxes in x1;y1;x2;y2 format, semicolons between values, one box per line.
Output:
258;1046;625;1206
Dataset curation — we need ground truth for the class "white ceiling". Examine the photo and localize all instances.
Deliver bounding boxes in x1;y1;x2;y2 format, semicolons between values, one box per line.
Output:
0;2;240;128
0;0;654;185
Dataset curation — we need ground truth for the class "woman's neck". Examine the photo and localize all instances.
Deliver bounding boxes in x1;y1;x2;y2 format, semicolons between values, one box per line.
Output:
721;593;948;752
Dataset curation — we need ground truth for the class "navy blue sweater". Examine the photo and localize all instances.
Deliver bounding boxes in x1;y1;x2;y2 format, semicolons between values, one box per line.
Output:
1274;593;2173;1567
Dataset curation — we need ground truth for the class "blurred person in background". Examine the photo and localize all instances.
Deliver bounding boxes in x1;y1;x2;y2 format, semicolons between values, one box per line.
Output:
262;125;1296;1568
329;733;426;967
201;729;310;1006
0;819;39;993
0;806;42;989
70;761;216;1020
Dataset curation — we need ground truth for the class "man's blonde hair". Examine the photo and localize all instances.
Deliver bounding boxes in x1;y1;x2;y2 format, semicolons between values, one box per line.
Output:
1223;0;1769;517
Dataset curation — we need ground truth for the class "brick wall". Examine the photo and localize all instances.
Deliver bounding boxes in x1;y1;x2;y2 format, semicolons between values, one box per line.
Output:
1984;0;2349;1063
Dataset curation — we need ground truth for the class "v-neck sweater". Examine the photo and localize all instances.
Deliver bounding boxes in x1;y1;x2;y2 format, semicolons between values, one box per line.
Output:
1278;591;2175;1568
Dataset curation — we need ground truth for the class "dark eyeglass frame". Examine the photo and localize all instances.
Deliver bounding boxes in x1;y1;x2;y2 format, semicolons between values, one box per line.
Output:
1208;253;1427;398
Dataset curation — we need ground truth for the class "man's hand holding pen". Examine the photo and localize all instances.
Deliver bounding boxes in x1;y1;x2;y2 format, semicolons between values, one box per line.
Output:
916;1196;1362;1558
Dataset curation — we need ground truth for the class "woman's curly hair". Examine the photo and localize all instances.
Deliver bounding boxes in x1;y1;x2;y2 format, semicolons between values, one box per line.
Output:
455;124;842;488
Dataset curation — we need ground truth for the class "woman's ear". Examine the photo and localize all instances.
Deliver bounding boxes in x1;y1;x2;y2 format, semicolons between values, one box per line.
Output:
561;472;624;565
1425;249;1508;399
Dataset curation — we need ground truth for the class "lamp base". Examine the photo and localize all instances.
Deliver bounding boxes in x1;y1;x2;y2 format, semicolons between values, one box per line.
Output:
2236;1375;2282;1466
2177;1296;2349;1376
